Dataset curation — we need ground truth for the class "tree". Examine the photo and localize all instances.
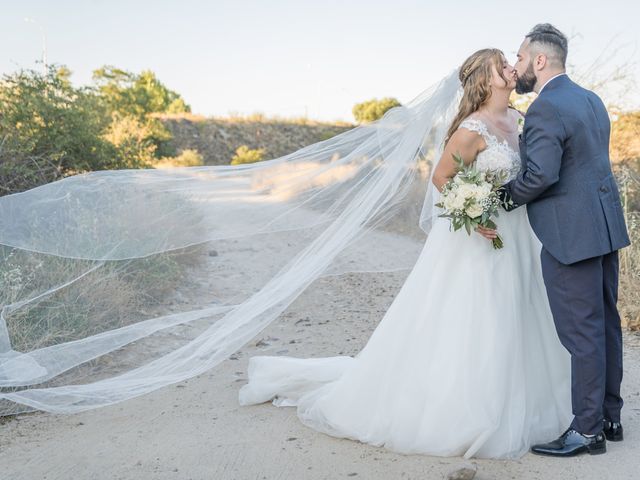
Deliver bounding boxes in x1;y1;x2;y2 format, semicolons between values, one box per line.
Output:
352;97;401;123
101;112;158;168
92;66;190;158
92;66;191;118
0;64;198;195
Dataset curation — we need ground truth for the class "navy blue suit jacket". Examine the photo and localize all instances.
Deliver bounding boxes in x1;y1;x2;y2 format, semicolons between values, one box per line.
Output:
504;74;630;265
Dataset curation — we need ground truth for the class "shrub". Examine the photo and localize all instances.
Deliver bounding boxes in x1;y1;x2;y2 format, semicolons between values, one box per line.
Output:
352;97;401;123
102;112;158;168
230;145;266;165
0;64;196;195
92;66;191;118
92;66;185;158
152;149;204;169
0;66;116;193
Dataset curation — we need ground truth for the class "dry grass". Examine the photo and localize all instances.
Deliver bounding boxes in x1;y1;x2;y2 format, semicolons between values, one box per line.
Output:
619;214;639;330
153;111;354;128
1;243;206;352
216;111;354;127
150;112;208;122
618;165;640;330
160;116;354;167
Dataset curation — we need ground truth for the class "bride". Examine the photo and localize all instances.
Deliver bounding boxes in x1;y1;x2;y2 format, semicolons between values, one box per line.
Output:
238;48;573;459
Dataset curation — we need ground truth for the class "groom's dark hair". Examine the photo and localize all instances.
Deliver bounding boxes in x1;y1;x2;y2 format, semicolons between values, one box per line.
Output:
526;23;568;68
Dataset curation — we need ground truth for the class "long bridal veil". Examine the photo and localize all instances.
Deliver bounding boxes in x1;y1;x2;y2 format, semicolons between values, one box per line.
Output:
0;69;463;415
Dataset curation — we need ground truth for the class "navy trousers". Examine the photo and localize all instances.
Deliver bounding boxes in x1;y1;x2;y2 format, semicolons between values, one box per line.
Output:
540;247;624;435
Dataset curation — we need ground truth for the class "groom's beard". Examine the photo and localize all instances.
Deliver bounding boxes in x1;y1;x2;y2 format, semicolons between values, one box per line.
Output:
515;62;537;94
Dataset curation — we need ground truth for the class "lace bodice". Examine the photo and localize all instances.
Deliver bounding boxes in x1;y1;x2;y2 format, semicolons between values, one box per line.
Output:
458;117;522;182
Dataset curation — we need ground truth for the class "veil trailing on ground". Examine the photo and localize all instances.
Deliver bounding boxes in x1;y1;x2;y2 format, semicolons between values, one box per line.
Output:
0;69;463;415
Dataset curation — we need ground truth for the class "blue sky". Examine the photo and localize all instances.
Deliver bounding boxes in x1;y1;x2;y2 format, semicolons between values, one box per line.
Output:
1;0;639;122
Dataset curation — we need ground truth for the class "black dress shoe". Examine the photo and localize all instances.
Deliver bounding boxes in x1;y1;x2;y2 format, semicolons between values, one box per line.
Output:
603;419;624;441
530;428;606;457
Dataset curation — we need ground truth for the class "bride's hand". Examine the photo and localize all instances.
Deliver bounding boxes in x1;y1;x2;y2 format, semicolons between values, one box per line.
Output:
475;225;498;240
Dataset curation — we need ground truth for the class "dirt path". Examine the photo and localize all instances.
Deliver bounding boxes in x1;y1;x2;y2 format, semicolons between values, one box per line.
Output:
1;268;639;480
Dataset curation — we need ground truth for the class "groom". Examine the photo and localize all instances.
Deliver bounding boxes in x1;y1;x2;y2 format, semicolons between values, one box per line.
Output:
496;24;631;457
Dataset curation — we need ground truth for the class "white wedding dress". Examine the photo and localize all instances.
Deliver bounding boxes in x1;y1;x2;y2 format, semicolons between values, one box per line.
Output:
238;113;573;459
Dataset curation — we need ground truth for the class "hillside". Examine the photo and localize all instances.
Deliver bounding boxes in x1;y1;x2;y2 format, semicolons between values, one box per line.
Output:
157;114;356;166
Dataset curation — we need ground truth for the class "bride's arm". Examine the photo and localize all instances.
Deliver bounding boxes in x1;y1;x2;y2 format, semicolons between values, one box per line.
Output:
432;127;497;241
431;128;484;192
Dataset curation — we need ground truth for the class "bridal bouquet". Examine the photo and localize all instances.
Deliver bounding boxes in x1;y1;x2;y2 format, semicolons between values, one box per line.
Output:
435;153;511;249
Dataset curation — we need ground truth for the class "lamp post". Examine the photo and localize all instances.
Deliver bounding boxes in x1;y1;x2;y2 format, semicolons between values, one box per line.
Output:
24;17;48;75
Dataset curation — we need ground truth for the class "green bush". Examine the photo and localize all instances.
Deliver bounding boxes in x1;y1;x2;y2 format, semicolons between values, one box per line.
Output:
0;67;117;194
230;145;266;165
92;66;188;158
102;112;158;168
92;66;191;119
0;64;198;195
152;149;204;169
352;97;402;123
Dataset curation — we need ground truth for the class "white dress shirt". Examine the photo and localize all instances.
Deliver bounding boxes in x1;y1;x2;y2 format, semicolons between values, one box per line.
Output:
538;72;567;94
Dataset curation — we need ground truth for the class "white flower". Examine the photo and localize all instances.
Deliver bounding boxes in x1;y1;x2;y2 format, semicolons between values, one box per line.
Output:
465;202;484;218
463;183;488;203
441;188;454;208
456;183;475;199
476;183;492;199
444;190;466;211
442;193;454;211
517;117;525;135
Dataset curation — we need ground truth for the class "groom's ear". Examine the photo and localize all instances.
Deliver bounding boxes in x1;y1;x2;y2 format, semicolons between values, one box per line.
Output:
534;53;547;71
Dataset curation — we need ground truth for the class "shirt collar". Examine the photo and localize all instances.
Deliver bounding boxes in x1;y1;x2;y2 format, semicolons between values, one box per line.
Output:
538;72;567;94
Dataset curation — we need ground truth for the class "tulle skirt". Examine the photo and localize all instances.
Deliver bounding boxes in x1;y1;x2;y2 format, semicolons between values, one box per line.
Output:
238;206;573;459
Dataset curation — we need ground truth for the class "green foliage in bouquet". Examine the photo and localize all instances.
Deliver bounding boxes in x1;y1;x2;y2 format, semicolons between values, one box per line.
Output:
435;153;509;249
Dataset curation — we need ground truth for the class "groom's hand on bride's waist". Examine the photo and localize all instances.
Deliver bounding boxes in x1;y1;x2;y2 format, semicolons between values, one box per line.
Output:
496;186;518;212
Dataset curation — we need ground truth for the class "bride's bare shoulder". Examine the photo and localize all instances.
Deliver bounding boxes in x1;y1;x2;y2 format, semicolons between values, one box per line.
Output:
459;112;484;124
456;114;489;138
446;118;486;154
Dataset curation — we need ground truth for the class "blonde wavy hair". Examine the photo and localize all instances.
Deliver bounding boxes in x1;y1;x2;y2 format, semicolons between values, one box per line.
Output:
445;48;511;145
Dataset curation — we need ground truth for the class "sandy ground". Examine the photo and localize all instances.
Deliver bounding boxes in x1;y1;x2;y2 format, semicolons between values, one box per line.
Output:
1;265;639;480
